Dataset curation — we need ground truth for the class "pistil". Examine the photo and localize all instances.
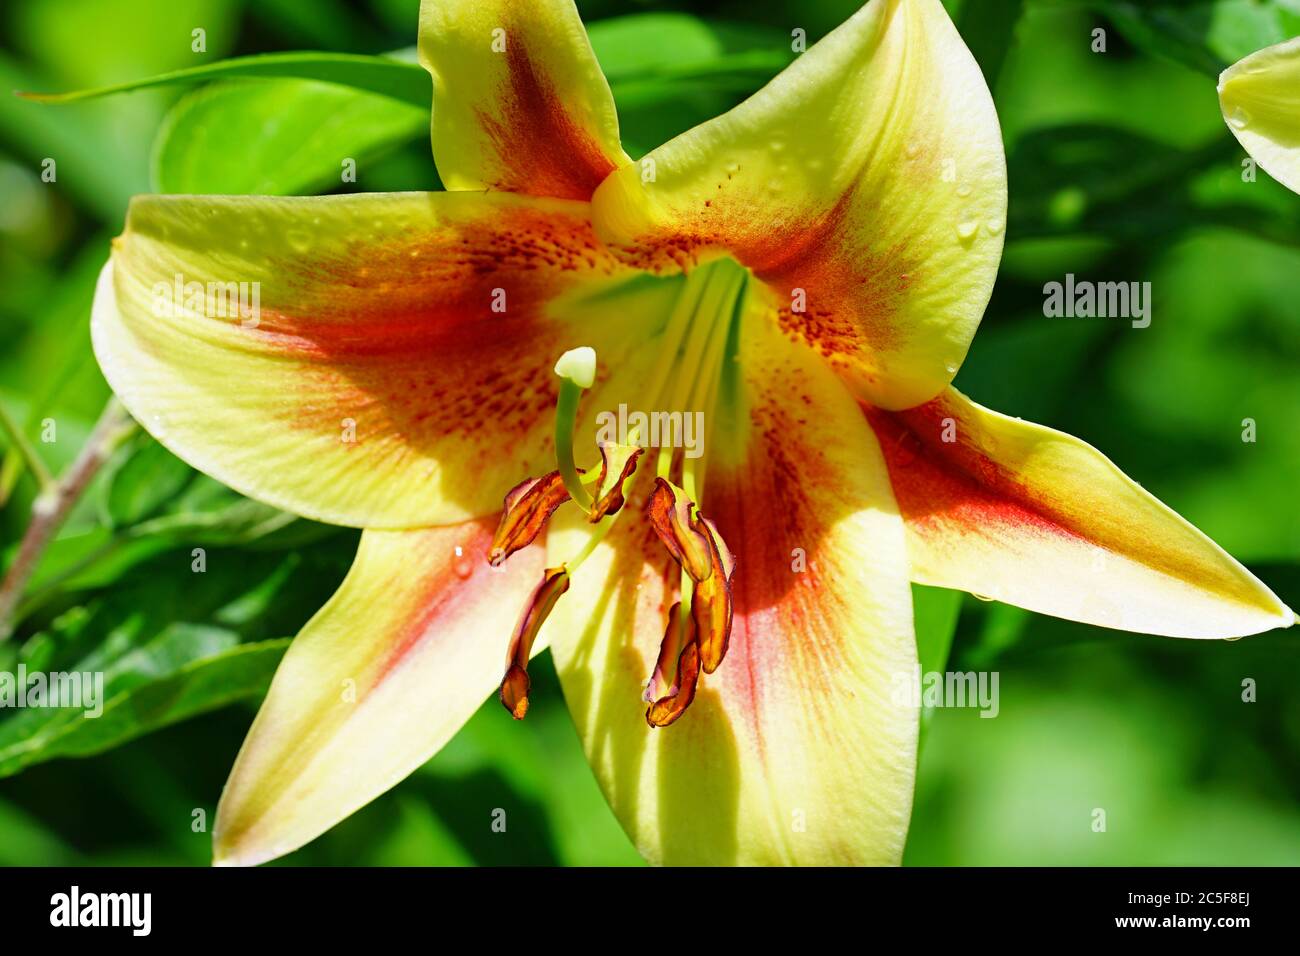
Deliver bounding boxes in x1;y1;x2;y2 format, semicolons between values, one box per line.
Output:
553;347;596;511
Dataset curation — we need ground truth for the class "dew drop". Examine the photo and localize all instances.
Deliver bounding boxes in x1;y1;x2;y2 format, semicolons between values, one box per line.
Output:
955;220;980;244
1228;105;1250;130
985;218;1004;236
286;230;312;253
972;593;995;602
956;183;972;198
452;546;473;580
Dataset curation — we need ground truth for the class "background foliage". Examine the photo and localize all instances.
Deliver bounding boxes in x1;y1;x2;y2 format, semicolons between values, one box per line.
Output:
1;0;1298;865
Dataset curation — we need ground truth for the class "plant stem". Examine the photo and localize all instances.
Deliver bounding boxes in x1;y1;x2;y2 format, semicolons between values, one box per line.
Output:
0;398;135;641
0;401;55;491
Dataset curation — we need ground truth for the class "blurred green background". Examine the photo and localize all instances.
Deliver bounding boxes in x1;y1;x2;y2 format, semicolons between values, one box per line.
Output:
1;0;1298;866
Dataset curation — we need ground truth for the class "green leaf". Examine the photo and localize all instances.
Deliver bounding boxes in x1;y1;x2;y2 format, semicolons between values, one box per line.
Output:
1004;124;1300;248
588;13;791;83
11;474;341;623
1072;0;1300;76
0;530;352;777
957;0;1025;89
17;50;430;108
0;636;289;777
102;432;195;527
587;13;792;157
913;584;964;679
911;583;964;743
151;78;430;195
248;0;385;52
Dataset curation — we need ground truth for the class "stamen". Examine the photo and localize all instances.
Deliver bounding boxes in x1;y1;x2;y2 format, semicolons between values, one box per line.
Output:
587;442;644;522
647;477;713;581
691;514;736;673
499;566;570;720
644;478;737;700
686;268;746;504
489;471;570;566
493;261;750;730
644;602;701;728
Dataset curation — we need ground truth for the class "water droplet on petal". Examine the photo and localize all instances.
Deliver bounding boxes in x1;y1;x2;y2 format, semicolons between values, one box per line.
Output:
1228;105;1250;130
955;220;980;244
985;218;1004;236
956;183;972;198
286;230;312;253
452;550;474;579
972;593;996;602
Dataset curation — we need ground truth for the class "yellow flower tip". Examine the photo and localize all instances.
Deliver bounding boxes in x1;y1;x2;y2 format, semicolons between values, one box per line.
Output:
210;840;256;868
212;826;298;868
554;346;597;388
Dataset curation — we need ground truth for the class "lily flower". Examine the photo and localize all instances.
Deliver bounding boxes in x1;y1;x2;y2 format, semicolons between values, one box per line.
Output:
1219;36;1300;194
89;0;1294;867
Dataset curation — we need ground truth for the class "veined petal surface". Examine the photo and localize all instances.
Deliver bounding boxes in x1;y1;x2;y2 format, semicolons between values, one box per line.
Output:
214;521;544;866
419;0;629;198
93;191;667;528
865;388;1296;638
591;0;1006;410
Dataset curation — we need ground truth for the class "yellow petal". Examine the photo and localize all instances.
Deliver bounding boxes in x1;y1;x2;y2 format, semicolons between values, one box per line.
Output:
548;312;918;864
591;0;1006;410
865;387;1296;638
419;0;629;198
214;520;544;866
93;191;664;528
1219;37;1300;195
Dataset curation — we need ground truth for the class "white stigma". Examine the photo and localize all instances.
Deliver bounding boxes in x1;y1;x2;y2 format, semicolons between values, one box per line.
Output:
554;346;597;389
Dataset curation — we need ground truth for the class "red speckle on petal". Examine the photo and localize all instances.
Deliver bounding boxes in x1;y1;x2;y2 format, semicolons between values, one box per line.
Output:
864;399;1083;542
474;38;619;201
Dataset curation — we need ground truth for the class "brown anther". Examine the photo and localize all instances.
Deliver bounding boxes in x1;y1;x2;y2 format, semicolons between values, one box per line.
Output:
587;442;644;522
645;603;701;728
690;515;736;674
498;566;570;719
646;477;713;581
500;664;531;720
489;472;570;566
